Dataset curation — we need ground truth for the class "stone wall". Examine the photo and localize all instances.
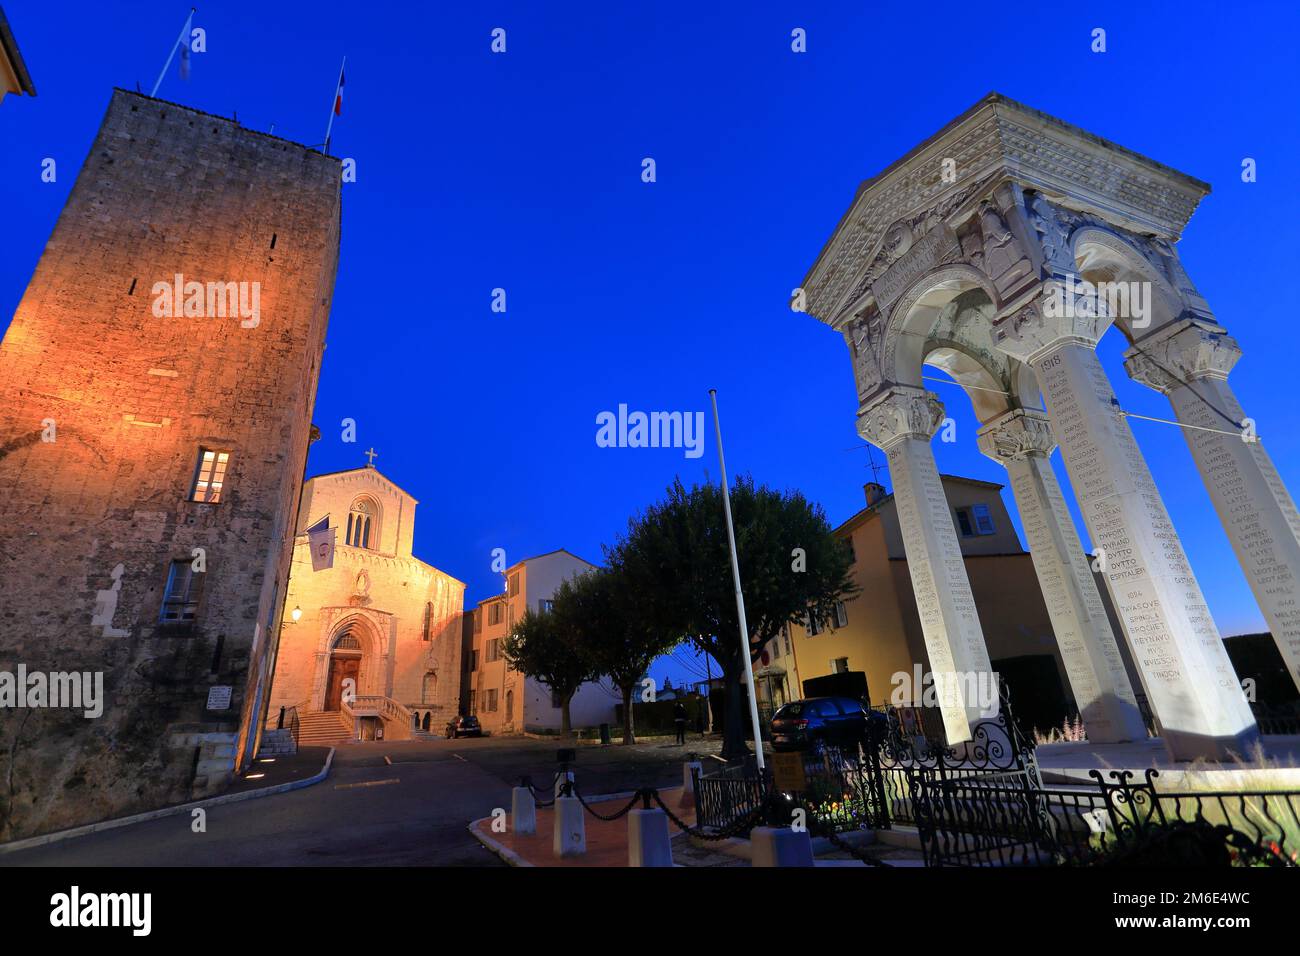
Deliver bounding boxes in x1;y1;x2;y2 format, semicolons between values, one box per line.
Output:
0;89;341;839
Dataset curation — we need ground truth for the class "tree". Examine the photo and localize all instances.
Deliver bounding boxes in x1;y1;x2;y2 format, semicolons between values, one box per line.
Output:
501;607;597;737
609;475;857;760
553;565;679;745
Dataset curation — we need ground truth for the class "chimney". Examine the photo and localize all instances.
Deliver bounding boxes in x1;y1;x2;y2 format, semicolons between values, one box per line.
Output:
864;482;886;507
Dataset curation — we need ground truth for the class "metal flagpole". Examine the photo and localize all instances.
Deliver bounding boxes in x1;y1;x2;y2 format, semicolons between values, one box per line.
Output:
708;388;766;770
323;56;345;155
150;8;195;98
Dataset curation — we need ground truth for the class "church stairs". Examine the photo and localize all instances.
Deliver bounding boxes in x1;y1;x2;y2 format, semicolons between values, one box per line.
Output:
296;711;354;747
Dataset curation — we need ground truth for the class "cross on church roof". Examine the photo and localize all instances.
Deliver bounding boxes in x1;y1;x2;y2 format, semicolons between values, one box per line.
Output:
364;447;378;467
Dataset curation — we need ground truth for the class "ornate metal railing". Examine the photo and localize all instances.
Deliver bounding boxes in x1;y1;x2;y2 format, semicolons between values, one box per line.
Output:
913;768;1300;868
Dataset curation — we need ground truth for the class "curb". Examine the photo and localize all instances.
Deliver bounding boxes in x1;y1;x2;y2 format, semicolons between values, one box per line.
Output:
0;747;336;856
468;820;535;867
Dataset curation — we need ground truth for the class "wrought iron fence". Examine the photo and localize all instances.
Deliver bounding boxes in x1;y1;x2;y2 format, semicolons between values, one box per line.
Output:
913;768;1300;867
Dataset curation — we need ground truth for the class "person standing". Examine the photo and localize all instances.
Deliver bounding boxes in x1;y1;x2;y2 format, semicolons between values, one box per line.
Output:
673;701;688;745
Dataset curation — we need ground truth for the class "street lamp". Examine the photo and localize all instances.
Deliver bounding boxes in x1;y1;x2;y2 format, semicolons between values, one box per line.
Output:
290;605;302;623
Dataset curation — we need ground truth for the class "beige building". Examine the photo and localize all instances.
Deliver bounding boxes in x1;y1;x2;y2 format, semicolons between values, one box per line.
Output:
268;464;465;745
468;550;619;735
761;475;1090;734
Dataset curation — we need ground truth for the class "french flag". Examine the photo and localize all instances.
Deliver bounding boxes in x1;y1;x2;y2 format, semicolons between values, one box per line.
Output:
334;67;345;115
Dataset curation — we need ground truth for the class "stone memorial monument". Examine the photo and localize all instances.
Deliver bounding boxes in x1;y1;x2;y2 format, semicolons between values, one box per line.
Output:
797;93;1298;760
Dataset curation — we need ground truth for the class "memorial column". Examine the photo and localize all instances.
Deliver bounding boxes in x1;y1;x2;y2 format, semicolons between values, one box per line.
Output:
859;385;996;744
992;295;1257;759
977;407;1147;743
1125;319;1300;694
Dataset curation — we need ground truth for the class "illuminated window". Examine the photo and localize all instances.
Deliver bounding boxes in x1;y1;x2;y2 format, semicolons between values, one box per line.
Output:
160;559;199;622
346;497;378;549
190;449;231;503
508;572;520;597
834;601;849;629
538;599;553;614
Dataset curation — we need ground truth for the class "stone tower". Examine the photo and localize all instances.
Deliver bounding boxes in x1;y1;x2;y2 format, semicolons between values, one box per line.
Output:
0;89;341;839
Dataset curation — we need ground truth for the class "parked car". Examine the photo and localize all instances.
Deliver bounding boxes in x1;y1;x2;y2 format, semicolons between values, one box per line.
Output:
445;715;482;739
769;697;888;753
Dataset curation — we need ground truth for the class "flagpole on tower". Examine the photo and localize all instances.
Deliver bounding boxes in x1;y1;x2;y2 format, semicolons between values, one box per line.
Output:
150;7;195;98
323;56;346;155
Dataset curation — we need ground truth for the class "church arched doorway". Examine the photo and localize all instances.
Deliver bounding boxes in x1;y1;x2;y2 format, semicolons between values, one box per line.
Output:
324;628;364;711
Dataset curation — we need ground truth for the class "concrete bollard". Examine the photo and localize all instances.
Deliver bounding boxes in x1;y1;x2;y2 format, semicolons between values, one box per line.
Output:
511;786;536;836
627;808;674;867
750;826;815;867
679;760;702;808
552;796;586;858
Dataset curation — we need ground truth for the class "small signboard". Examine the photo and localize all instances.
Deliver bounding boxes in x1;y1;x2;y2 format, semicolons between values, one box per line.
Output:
770;751;806;792
206;685;233;711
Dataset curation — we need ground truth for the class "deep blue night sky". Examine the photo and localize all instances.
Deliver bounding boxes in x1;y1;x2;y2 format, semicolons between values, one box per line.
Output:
3;2;1298;688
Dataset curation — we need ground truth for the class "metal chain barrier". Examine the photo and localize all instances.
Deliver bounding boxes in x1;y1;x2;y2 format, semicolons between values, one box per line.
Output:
570;785;645;822
650;787;770;842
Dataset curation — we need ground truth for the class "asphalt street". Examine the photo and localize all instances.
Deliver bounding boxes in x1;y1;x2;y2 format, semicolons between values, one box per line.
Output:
0;735;719;866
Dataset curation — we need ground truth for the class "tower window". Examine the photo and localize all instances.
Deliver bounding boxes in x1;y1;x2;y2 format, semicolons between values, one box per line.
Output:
190;449;231;503
160;560;199;622
346;497;378;549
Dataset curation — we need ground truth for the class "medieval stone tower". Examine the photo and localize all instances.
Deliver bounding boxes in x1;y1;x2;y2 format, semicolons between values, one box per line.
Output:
0;89;341;839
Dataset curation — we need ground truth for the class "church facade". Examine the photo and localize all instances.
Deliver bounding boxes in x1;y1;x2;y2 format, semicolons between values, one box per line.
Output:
268;465;465;744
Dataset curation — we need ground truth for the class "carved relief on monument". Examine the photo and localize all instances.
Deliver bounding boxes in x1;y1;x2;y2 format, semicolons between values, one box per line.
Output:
1124;319;1241;395
975;407;1057;462
857;386;945;449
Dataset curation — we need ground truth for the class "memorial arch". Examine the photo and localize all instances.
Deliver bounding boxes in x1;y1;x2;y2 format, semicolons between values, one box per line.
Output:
799;93;1300;760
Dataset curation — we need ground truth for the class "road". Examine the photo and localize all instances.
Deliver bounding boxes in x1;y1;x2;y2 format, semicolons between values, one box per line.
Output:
0;735;719;866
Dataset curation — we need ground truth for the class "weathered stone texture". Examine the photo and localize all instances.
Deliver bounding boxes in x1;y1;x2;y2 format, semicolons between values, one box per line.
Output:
0;89;341;839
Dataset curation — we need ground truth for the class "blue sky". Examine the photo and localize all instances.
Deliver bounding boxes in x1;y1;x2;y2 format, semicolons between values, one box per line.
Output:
3;1;1298;690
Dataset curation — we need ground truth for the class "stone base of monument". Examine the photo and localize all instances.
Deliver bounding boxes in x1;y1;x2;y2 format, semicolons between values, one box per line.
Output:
1037;736;1300;789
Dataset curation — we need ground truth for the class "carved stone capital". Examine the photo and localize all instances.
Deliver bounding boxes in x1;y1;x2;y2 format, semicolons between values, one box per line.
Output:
1123;319;1241;394
976;408;1057;463
991;282;1111;363
858;386;945;449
